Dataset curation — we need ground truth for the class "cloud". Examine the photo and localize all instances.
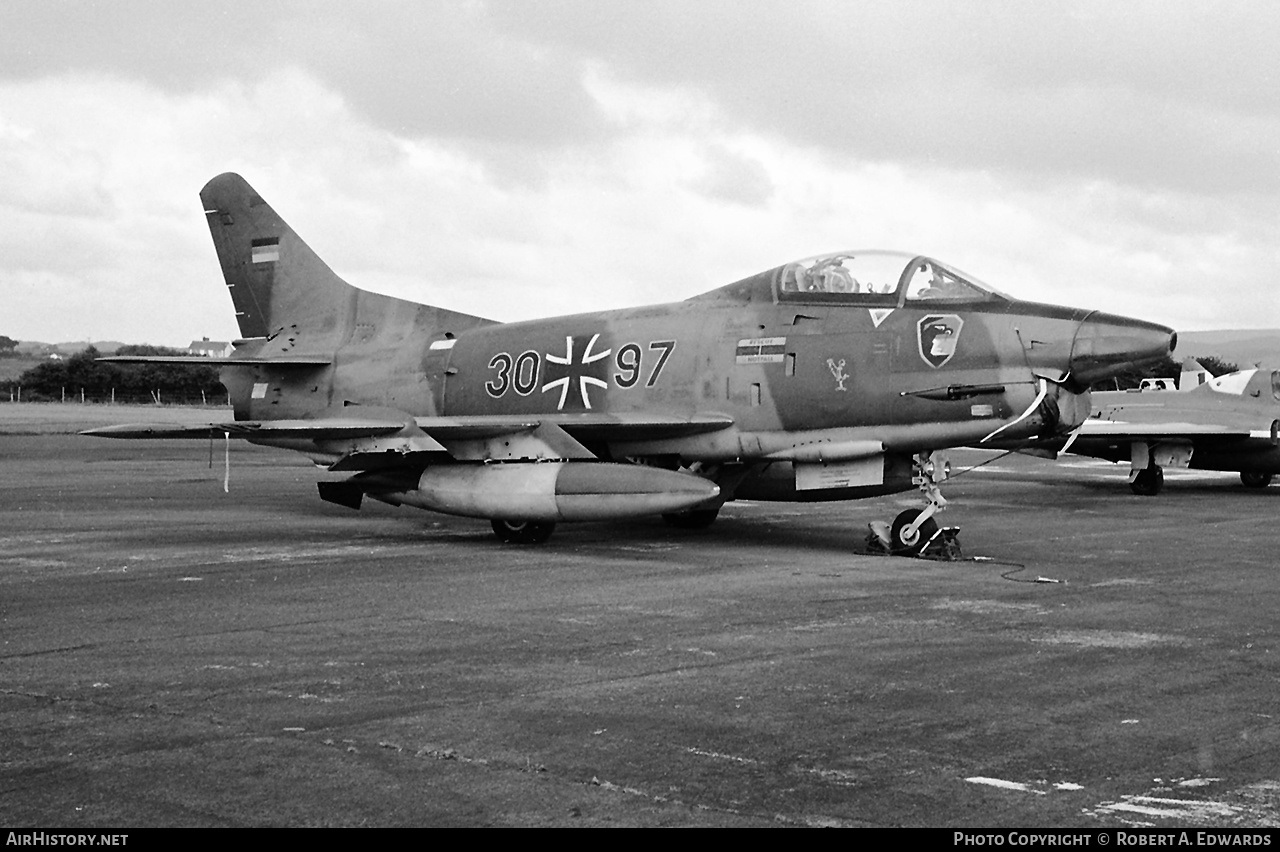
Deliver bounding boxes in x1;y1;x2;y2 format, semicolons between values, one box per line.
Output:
0;1;1276;346
487;0;1280;196
11;0;1280;197
0;1;611;146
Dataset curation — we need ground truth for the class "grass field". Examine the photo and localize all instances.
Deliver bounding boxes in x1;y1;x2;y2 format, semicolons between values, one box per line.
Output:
0;357;44;382
0;402;231;434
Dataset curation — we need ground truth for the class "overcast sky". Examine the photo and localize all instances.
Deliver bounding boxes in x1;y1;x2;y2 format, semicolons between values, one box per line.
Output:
2;0;1277;346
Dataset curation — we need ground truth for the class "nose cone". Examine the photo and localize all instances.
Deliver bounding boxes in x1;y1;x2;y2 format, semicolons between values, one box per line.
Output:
1069;311;1176;387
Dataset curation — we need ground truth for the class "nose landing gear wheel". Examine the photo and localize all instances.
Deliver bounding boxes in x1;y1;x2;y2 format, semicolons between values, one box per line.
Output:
890;509;940;556
491;519;556;544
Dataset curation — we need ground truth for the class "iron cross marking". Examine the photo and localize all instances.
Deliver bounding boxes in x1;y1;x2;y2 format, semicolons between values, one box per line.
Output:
542;333;612;410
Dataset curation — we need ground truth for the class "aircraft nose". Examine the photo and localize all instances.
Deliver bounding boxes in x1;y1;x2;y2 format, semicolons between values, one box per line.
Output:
1069;311;1176;387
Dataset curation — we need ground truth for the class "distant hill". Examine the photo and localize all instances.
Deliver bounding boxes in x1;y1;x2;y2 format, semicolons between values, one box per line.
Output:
15;341;128;356
1177;329;1280;370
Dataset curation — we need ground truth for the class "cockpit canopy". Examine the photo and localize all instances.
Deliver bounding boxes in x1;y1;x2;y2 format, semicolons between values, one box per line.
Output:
775;251;1008;306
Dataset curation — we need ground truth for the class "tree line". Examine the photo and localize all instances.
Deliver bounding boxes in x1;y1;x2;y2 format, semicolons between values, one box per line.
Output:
1;346;227;405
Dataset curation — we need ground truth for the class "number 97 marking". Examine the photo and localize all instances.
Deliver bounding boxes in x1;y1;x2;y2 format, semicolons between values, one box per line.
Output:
614;340;675;388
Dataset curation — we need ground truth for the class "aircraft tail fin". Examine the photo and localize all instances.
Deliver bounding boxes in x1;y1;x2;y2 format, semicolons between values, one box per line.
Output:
199;172;495;384
200;173;358;340
1179;357;1210;390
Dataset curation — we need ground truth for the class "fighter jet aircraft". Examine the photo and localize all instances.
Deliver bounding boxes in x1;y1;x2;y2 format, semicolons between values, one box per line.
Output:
1049;367;1280;495
85;173;1174;551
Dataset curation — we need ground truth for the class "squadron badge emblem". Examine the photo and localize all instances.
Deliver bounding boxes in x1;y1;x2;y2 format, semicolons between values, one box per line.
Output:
917;314;964;369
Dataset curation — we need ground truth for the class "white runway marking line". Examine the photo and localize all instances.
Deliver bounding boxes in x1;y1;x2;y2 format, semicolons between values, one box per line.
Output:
1093;795;1240;821
1176;777;1221;787
965;777;1047;795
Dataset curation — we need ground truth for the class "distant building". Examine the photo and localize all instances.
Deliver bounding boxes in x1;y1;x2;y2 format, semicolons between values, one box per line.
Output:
188;337;233;358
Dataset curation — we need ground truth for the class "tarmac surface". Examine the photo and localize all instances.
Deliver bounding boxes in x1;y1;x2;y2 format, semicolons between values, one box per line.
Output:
2;404;1279;827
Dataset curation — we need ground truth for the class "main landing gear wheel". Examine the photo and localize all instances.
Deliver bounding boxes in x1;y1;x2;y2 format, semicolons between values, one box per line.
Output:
890;509;940;556
661;507;720;529
1241;471;1273;489
491;519;556;544
1129;465;1164;496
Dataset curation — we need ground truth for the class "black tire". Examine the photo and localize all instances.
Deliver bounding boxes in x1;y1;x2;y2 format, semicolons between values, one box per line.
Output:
1241;471;1273;489
661;507;720;529
1129;465;1164;496
491;519;556;544
889;509;939;556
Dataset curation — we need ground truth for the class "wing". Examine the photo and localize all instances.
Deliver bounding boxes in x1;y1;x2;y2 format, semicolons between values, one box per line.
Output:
416;411;734;442
1054;415;1279;469
1075;419;1262;442
326;412;735;470
83;410;736;471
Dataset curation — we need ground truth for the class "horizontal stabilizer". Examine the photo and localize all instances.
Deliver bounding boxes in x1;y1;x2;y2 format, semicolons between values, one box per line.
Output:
83;418;407;440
